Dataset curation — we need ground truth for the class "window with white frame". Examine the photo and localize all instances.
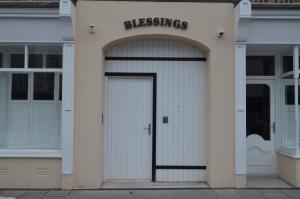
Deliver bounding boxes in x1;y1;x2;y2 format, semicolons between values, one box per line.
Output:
0;45;62;149
279;47;300;155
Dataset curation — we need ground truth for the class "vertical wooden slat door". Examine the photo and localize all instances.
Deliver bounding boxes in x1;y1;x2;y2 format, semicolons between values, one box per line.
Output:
105;76;152;180
105;39;206;182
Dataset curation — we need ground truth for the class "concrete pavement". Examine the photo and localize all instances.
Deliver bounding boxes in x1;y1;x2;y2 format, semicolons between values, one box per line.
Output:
1;189;300;199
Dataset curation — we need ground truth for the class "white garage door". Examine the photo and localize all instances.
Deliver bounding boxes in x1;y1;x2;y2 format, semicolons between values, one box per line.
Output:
105;39;206;182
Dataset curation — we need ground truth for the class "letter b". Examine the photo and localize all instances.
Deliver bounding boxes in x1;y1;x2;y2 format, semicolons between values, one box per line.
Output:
124;21;132;30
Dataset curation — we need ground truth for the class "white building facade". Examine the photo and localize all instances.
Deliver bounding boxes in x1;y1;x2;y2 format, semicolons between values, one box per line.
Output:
235;0;300;187
0;0;75;188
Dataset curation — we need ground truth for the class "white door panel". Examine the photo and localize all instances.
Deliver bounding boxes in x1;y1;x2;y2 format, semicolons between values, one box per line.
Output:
246;80;275;175
6;102;30;146
31;103;59;148
105;77;152;180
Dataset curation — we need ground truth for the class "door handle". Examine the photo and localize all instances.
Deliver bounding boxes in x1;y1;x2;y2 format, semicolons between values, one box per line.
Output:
144;123;151;136
271;122;276;134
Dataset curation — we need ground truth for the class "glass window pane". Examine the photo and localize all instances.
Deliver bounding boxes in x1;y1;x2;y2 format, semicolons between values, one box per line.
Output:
282;56;300;73
246;56;275;76
285;85;300;105
28;45;62;68
11;74;28;100
34;73;54;100
46;54;62;68
246;84;270;140
29;54;43;68
0;45;24;68
10;54;24;68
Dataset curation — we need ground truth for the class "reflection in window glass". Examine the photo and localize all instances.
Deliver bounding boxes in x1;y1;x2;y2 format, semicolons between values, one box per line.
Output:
282;56;300;73
285;85;300;105
46;54;62;68
246;56;275;76
10;54;24;68
29;54;43;68
34;73;54;100
11;74;28;100
246;84;270;140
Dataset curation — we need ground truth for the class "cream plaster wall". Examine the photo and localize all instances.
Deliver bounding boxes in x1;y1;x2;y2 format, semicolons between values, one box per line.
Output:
278;153;300;187
74;0;236;188
0;158;61;188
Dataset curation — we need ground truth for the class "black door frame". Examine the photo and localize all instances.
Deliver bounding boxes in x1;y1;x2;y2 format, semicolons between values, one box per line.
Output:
105;72;157;181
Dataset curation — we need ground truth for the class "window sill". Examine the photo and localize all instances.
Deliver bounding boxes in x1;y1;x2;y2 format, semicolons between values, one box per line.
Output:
0;150;62;158
277;150;300;159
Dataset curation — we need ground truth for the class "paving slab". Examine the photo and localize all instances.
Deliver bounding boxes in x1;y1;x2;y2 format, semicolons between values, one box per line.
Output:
260;191;291;199
213;189;242;199
45;190;70;197
0;190;24;198
237;189;264;197
246;176;292;188
280;189;300;199
17;191;47;199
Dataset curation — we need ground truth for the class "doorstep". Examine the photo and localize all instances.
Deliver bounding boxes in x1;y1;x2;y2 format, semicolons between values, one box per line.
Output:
101;181;209;189
246;176;293;188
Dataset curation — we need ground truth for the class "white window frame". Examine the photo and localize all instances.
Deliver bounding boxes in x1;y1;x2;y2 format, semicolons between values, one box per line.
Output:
0;44;68;158
275;46;300;156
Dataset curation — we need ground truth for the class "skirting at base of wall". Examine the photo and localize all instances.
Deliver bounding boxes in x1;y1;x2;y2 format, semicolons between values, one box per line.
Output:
278;152;300;187
61;174;74;190
235;174;246;188
0;158;61;189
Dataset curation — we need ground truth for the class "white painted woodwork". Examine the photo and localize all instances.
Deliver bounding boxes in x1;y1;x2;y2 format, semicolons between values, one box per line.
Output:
246;80;276;175
60;0;72;16
280;80;300;152
0;18;63;43
61;44;75;175
0;74;6;146
246;20;300;44
0;73;61;149
235;45;247;175
30;103;60;147
105;39;206;182
105;77;152;180
293;46;300;153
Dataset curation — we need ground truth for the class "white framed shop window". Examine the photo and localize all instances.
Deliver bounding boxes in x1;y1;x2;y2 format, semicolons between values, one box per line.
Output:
278;46;300;156
0;44;63;156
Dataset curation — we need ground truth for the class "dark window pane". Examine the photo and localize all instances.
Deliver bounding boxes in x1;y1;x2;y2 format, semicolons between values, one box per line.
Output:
11;74;28;100
59;74;62;101
29;54;43;68
46;54;62;68
285;85;300;105
246;84;270;140
34;73;54;100
10;54;24;68
282;56;300;73
246;56;275;76
0;53;3;68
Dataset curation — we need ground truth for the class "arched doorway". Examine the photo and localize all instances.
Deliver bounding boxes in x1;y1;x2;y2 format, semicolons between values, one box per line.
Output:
104;38;207;182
